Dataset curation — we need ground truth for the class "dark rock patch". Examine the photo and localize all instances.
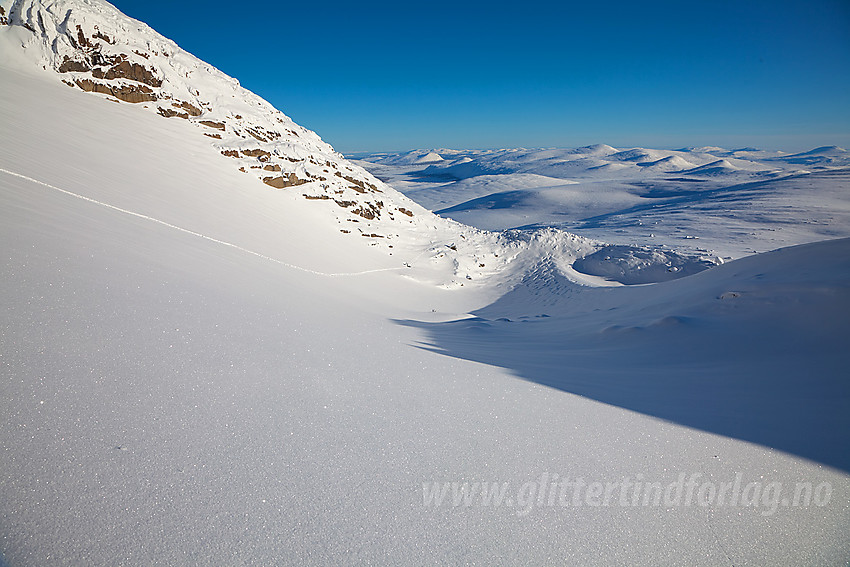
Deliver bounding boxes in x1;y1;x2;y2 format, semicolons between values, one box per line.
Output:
75;79;156;103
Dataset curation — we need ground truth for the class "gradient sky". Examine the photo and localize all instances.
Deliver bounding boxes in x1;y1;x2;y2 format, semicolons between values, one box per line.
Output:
108;0;850;153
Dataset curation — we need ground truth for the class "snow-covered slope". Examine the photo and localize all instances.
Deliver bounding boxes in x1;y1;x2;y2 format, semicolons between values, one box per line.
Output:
405;237;850;468
0;0;726;289
0;0;430;238
770;145;850;166
0;0;519;298
2;1;849;566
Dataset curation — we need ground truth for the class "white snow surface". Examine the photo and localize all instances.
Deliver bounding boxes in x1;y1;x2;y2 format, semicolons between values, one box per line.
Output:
354;145;850;259
1;1;849;565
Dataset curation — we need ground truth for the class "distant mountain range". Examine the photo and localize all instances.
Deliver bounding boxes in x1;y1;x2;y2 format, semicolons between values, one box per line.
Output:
355;144;850;181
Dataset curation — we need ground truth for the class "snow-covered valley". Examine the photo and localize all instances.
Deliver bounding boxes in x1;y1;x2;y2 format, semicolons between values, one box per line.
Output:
352;146;850;260
1;1;849;565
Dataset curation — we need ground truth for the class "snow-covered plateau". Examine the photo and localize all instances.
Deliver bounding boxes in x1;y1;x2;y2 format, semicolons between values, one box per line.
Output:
1;1;848;565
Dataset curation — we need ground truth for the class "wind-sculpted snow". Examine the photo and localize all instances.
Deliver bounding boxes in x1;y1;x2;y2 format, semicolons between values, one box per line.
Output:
572;244;719;285
399;238;850;472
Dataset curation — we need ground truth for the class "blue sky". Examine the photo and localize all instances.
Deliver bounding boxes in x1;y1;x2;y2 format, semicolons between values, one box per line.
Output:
110;0;850;153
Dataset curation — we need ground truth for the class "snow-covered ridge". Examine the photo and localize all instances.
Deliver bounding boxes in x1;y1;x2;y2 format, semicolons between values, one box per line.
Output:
0;0;438;233
0;0;491;285
0;0;721;287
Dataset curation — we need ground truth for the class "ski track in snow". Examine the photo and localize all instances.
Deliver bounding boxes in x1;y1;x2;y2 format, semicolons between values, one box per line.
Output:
0;167;407;278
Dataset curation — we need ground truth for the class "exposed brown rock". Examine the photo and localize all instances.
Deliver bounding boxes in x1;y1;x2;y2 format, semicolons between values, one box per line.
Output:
133;50;150;59
76;25;92;49
220;150;240;158
198;120;226;130
341;174;379;193
204;133;222;139
351;205;380;220
173;100;202;116
262;164;281;172
397;207;414;217
262;176;286;189
91;60;162;87
245;127;268;142
158;107;188;119
361;233;384;238
89;50;121;68
92;29;113;44
75;79;156;103
58;56;91;72
304;195;329;200
262;173;310;188
241;148;271;159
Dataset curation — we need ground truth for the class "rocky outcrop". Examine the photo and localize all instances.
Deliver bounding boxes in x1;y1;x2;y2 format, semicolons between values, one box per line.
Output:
262;173;310;189
75;79;156;103
245;127;267;142
91;60;162;87
58;56;90;72
174;101;202;117
92;28;113;44
198;120;225;130
337;173;380;193
241;148;271;161
351;203;382;220
158;107;189;119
